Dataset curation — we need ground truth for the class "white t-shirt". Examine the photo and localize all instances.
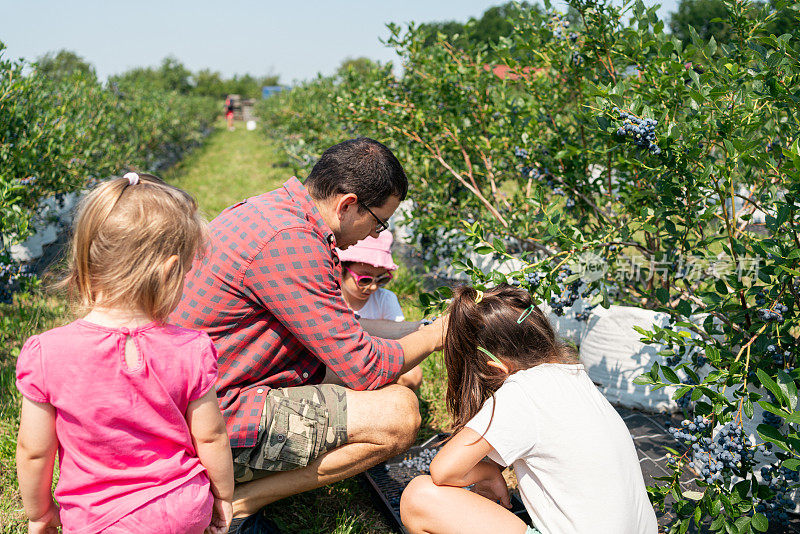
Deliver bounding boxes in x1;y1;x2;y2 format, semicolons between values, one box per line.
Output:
465;363;658;534
355;288;405;322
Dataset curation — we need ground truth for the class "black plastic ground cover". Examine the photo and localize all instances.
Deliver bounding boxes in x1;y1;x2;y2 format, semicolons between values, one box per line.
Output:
363;433;532;533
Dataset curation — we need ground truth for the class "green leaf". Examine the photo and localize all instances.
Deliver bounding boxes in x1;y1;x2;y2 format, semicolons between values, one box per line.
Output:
674;386;691;399
756;369;789;408
751;513;768;532
781;458;800;471
661;366;680;384
682;490;704;500
757;423;791;452
734;515;751;532
776;370;798;410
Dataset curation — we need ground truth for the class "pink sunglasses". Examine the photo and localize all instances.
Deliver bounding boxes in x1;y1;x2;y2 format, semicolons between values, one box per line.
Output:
344;266;393;287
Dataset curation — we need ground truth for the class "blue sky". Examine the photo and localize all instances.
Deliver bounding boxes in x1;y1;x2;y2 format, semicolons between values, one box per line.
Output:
0;0;679;84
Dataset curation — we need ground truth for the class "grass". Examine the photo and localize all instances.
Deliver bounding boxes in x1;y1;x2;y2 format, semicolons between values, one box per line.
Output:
164;120;291;218
0;291;68;533
0;120;453;533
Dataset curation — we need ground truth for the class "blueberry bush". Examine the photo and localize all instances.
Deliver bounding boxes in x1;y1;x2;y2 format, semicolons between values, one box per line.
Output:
0;42;218;303
259;0;800;530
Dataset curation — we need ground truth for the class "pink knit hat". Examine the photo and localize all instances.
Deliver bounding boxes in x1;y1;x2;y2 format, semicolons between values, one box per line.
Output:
336;230;398;271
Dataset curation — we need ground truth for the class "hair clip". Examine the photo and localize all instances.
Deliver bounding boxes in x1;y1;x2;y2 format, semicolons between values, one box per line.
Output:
477;346;503;366
474;289;484;304
517;304;535;324
123;172;140;185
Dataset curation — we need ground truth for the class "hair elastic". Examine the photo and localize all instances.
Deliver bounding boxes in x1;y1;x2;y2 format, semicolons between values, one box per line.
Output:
123;172;140;186
517;304;535;324
477;346;503;366
474;289;484;304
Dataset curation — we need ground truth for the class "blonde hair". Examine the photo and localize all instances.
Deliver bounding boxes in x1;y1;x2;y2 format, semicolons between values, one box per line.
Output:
58;173;206;322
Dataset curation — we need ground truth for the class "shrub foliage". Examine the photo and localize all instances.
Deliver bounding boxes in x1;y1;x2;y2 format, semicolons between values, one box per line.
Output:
259;0;800;530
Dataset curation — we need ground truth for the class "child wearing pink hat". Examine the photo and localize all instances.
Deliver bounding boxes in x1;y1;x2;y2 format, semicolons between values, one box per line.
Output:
334;230;423;389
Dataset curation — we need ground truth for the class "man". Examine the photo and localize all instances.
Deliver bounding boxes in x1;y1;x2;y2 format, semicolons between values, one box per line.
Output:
171;137;445;526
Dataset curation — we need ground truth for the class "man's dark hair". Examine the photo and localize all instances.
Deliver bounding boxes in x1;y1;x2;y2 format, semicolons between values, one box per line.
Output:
304;137;408;208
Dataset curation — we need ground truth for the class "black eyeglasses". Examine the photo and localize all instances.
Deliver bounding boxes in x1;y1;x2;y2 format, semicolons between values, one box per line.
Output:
360;202;389;234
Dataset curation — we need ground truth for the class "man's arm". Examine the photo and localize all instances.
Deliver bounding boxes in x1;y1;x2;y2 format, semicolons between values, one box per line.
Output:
244;228;425;390
359;318;422;339
396;316;446;373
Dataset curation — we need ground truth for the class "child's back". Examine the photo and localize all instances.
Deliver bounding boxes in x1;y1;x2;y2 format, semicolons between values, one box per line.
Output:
466;363;657;533
400;285;657;534
15;173;232;534
17;320;218;532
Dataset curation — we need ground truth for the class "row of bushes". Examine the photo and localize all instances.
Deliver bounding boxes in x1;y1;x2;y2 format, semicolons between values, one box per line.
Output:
257;0;800;531
0;42;219;302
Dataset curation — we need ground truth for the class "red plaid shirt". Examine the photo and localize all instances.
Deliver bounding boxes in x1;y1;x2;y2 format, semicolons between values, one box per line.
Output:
171;177;405;447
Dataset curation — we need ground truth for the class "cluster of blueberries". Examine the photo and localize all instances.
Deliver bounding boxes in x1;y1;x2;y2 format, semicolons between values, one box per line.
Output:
549;13;570;40
514;147;529;159
765;344;791;368
758;303;789;323
663;344;708;370
0;256;34;305
17;176;38;186
521;166;540;180
399;446;437;474
548;268;583;317
761;410;783;428
670;418;771;486
757;463;799;524
613;108;661;155
524;270;546;289
572;53;583;66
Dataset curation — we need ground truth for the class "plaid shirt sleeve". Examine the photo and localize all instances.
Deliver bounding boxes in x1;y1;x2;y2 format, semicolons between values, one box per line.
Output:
241;226;405;390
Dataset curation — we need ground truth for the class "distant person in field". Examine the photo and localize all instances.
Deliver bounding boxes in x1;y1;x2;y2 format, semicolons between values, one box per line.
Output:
225;96;235;131
170;137;446;529
16;173;233;534
328;229;423;390
400;285;658;534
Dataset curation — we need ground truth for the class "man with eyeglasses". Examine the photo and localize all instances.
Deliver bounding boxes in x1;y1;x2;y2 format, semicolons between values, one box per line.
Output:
171;137;446;530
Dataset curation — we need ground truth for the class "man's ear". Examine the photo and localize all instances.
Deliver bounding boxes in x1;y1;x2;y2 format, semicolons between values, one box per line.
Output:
334;193;359;219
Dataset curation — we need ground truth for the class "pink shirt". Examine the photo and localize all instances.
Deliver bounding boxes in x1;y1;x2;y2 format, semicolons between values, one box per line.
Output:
16;320;218;534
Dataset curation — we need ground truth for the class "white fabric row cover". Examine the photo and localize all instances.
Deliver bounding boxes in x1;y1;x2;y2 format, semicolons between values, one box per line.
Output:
576;305;680;412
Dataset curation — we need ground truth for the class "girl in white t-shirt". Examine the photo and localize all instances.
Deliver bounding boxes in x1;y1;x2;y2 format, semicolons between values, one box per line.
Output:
333;230;422;389
400;285;658;534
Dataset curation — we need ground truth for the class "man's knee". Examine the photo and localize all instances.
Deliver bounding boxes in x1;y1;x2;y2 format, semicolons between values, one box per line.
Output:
381;384;421;452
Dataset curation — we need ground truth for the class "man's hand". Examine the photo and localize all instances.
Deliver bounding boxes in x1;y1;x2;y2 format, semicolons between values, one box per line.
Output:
27;501;60;534
470;461;511;509
419;314;447;352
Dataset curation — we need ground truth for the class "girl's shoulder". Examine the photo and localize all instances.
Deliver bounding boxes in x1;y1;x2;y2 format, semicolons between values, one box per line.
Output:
32;320;212;351
511;362;585;378
504;363;587;388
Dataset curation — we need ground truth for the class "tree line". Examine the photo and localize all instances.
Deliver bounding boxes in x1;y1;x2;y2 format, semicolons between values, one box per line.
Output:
36;50;279;100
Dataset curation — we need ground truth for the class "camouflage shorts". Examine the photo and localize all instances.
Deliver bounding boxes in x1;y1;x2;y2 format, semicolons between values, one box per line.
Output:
232;384;348;483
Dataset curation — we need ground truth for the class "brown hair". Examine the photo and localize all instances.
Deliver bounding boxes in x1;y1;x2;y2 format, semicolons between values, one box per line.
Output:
56;173;206;322
444;284;577;437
